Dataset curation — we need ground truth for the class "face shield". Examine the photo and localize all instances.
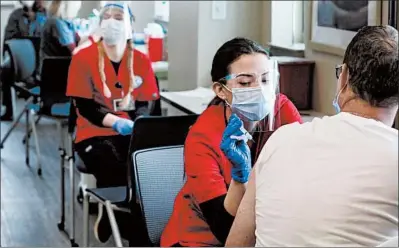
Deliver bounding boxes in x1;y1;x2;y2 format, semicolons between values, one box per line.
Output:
219;59;280;136
99;1;133;46
220;59;282;163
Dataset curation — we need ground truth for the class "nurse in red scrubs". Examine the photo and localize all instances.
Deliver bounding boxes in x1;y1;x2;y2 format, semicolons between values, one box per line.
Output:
66;1;159;244
161;37;303;247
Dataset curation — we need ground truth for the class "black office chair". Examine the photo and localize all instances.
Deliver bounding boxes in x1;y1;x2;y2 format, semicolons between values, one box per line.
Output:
151;76;162;116
32;56;78;246
82;114;199;247
133;145;185;246
0;39;40;168
18;36;41;84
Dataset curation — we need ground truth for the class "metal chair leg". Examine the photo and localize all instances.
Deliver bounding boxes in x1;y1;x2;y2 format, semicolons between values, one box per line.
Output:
30;109;42;175
22;115;42;145
25;109;30;167
0;96;33;149
11;87;17;121
105;200;123;247
83;193;90;247
57;122;66;231
67;132;78;246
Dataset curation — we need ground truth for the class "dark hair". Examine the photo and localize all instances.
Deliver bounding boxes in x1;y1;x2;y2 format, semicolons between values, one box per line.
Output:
208;37;269;106
343;25;398;108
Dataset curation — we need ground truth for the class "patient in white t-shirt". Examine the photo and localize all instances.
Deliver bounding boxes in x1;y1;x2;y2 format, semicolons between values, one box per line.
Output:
225;25;399;247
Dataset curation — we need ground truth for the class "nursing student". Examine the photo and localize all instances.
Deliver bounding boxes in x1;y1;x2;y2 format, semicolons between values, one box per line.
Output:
38;0;82;79
66;1;159;244
1;0;47;121
161;37;303;247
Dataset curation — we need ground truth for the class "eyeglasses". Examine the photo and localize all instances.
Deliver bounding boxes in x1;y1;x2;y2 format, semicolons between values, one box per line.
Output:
335;64;343;79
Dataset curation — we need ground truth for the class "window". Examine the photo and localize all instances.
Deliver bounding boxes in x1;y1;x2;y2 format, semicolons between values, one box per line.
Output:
292;0;305;44
270;1;305;48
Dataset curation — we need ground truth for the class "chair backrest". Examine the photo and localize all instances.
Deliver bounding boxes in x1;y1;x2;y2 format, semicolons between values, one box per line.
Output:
19;37;41;58
377;236;398;247
19;36;41;73
4;39;36;82
151;76;162;116
40;57;71;108
133;145;185;245
126;114;198;189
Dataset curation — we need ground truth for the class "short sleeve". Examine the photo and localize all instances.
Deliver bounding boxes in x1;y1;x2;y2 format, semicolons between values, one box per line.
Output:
279;98;303;125
54;19;75;46
66;53;93;99
133;53;160;101
185;133;228;204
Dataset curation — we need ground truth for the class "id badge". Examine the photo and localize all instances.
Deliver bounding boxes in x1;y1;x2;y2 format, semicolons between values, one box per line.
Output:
113;98;135;112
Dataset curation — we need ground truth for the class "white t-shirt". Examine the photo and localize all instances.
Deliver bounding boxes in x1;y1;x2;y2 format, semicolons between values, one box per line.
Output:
255;112;398;247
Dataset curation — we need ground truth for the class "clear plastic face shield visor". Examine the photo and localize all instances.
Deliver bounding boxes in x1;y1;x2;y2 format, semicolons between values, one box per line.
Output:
219;59;281;135
99;1;133;43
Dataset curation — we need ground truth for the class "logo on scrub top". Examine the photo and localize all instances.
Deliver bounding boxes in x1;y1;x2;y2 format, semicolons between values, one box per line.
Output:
134;76;143;88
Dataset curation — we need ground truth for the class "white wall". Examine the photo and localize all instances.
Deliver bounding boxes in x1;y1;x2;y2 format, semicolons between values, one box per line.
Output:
130;1;155;33
167;1;199;91
168;1;263;91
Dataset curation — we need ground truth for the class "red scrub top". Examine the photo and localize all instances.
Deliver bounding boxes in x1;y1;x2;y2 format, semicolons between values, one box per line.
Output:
66;42;159;143
161;94;302;247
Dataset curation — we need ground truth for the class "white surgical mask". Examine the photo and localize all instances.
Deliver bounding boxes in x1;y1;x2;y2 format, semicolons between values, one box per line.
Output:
226;86;274;121
101;18;126;45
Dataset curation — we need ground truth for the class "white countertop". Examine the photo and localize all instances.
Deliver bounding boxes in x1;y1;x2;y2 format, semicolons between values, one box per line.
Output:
160;87;215;115
160;87;326;121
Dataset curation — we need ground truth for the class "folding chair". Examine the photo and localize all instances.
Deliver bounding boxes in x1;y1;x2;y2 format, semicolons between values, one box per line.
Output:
0;39;41;170
82;114;198;247
133;145;185;246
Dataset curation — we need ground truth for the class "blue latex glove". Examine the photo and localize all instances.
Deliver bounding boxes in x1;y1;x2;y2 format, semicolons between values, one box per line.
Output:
220;114;252;183
112;118;134;136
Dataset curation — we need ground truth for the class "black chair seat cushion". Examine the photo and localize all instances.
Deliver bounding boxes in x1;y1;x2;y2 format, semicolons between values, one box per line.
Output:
86;187;128;206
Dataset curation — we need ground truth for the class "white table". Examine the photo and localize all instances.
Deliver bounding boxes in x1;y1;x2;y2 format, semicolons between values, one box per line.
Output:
160;87;215;115
160;87;326;122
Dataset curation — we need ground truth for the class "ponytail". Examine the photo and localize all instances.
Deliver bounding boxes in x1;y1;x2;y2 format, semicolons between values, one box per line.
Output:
207;96;223;108
126;39;135;95
97;39;135;98
97;40;111;98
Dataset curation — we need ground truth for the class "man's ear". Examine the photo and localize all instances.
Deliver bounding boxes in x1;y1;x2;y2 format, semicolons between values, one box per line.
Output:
339;63;349;91
212;82;228;101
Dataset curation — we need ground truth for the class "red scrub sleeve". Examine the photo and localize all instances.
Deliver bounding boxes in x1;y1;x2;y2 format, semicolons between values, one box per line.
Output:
134;54;160;102
66;53;93;99
279;97;303;125
184;133;228;204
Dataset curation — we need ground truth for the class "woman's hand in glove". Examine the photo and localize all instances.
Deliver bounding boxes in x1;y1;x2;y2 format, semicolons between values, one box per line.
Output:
220;114;251;183
112;118;134;136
